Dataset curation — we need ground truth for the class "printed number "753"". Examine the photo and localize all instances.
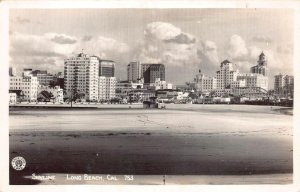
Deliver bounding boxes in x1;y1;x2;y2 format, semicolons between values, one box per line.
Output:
124;175;134;180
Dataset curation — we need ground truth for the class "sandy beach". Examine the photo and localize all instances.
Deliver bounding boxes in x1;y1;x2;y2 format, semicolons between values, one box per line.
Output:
9;104;293;185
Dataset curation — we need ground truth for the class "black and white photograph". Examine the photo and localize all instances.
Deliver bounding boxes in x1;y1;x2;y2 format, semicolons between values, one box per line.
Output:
1;0;299;191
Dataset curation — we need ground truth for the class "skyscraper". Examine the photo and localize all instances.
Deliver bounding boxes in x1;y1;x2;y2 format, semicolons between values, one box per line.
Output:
141;64;165;84
216;60;239;89
99;60;115;77
64;53;99;101
250;52;268;76
127;61;141;82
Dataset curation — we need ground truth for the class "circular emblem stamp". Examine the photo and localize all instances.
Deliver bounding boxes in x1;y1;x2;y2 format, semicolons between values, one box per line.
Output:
11;156;26;171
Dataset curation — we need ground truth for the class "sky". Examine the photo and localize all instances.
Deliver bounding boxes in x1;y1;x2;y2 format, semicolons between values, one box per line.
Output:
9;9;294;88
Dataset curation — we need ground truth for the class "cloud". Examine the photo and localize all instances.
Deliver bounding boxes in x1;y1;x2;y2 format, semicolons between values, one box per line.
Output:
164;33;196;44
227;35;248;60
197;40;220;71
144;22;182;41
50;34;77;44
10;32;75;57
10;32;130;74
82;35;93;42
252;35;272;44
137;22;204;67
134;21;221;81
77;36;129;59
9;32;73;72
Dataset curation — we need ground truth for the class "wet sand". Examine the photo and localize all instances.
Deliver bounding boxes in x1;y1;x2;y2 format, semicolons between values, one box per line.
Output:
9;105;293;185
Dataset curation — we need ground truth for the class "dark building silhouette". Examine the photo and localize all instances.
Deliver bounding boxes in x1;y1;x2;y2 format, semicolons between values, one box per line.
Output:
141;64;165;83
99;60;115;77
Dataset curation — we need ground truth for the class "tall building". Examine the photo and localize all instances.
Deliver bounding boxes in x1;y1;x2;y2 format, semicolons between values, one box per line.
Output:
141;64;152;77
64;53;99;101
141;64;165;84
250;52;268;76
9;75;38;101
99;60;115;77
216;60;239;89
274;74;294;97
98;77;116;101
9;67;17;77
127;61;141;81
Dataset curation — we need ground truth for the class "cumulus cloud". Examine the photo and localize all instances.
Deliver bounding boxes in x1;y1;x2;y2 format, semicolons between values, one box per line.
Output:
10;32;76;57
78;36;129;59
137;21;220;72
136;22;200;66
248;46;262;60
197;40;220;71
50;34;77;44
164;33;196;44
10;32;130;74
144;22;182;41
227;34;248;60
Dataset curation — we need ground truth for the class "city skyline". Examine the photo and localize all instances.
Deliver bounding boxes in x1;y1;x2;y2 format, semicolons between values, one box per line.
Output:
9;9;294;88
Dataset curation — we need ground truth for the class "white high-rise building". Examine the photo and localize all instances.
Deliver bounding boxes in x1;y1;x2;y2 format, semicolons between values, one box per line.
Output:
127;61;141;82
216;60;239;90
98;77;116;101
64;53;99;101
9;75;38;101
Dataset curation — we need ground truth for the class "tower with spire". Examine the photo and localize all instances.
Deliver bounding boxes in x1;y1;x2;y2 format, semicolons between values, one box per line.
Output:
250;51;268;76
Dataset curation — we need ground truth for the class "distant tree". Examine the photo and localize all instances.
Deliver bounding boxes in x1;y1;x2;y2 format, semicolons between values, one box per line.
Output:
189;92;198;99
49;80;56;88
209;91;216;97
